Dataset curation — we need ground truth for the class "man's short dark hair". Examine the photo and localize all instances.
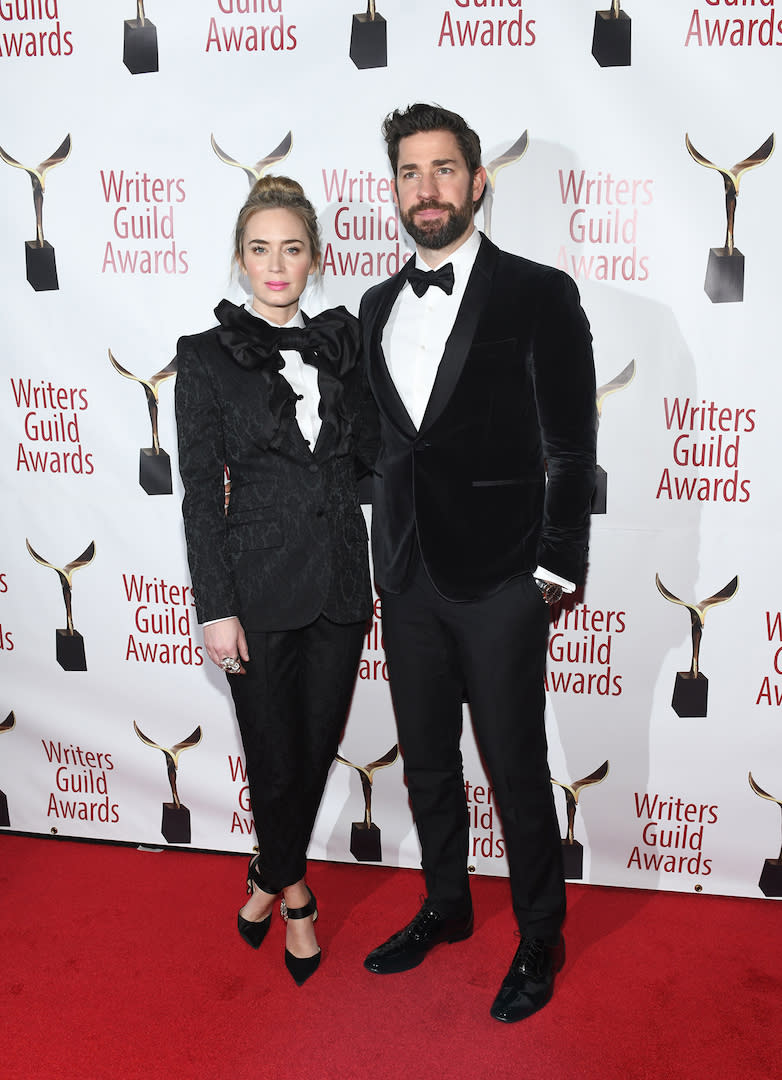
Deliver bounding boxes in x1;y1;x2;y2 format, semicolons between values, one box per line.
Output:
382;103;486;210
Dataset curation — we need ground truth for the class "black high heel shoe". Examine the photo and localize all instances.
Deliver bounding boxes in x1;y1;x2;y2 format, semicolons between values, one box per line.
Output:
237;854;275;950
281;888;320;985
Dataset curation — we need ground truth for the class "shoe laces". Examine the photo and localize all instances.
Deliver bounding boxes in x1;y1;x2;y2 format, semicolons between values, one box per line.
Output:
406;903;442;941
512;936;546;973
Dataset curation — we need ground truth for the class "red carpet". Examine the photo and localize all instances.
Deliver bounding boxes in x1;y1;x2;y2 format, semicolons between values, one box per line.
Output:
2;833;779;1080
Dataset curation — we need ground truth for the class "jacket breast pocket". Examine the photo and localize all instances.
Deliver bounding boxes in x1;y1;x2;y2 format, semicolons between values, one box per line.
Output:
471;478;525;488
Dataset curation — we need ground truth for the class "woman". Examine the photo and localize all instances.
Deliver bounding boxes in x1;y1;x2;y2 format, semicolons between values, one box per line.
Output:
175;176;376;985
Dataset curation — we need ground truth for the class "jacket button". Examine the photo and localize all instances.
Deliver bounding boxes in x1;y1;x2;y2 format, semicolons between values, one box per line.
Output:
316;509;325;518
308;464;318;473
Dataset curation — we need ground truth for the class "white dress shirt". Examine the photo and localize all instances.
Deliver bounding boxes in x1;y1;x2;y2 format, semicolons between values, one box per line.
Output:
382;228;574;593
383;229;480;430
244;302;322;449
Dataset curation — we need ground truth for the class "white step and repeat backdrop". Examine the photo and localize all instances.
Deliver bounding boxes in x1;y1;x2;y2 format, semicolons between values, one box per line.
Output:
2;1;781;902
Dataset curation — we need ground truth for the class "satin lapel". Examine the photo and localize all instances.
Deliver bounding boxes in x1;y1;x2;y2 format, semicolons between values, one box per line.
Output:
419;235;499;432
311;377;332;460
366;262;419;439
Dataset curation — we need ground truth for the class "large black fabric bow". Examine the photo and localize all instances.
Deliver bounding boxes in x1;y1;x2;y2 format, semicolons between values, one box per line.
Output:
213;300;360;378
212;299;360;454
407;262;455;297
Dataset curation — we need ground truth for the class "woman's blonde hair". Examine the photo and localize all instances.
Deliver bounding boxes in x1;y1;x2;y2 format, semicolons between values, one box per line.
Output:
233;175;321;270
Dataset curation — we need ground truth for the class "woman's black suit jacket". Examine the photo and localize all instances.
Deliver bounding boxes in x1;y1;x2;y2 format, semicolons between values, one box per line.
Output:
174;301;376;633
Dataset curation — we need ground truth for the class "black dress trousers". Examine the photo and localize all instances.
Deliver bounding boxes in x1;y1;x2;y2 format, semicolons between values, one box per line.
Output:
380;560;566;944
228;615;366;892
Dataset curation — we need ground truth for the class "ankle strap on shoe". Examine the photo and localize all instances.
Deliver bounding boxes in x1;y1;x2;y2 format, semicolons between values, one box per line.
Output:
281;891;317;921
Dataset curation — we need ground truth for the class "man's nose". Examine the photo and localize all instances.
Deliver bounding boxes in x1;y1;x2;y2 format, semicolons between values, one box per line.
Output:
416;172;439;201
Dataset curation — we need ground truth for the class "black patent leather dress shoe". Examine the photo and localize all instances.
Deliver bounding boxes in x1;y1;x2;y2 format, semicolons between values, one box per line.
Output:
490;936;565;1023
364;902;474;974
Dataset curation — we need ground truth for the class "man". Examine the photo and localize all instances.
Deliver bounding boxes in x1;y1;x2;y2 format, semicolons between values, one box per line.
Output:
359;104;596;1023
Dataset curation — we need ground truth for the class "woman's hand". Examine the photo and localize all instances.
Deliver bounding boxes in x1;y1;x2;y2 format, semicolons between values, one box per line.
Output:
203;617;250;675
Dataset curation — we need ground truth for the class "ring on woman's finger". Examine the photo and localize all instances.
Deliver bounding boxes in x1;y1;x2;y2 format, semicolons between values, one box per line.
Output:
219;656;241;674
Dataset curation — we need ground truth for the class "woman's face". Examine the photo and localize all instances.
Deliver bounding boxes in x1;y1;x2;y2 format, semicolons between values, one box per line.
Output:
238;207;316;325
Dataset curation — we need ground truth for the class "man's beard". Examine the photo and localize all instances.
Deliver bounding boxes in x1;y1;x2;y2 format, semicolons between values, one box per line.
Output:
400;191;474;250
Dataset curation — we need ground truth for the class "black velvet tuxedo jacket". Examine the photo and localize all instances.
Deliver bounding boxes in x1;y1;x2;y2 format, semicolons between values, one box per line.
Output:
360;234;597;601
175;302;376;632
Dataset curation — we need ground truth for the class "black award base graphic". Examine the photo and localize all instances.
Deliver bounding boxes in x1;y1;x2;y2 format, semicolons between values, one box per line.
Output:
705;247;744;304
56;629;87;671
25;240;59;292
592;10;631;67
350;821;382;862
591;465;607;515
562;840;584;880
758;859;782;898
139;448;172;495
162;802;191;844
349;11;387;69
672;671;708;717
124;19;159;74
0;790;9;828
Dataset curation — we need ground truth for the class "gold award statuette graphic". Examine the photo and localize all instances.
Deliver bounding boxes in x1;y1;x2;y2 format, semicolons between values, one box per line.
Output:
592;0;631;68
686;132;775;304
0;134;71;292
134;722;202;845
123;1;159;75
336;744;399;862
26;540;96;671
109;350;177;495
482;132;529;241
350;0;387;70
211;131;293;188
593;358;636;515
748;773;782;898
655;574;739;718
551;760;609;879
0;711;16;828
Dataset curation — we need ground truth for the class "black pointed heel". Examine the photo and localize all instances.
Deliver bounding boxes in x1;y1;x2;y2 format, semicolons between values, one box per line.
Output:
281;888;321;985
237;854;275;950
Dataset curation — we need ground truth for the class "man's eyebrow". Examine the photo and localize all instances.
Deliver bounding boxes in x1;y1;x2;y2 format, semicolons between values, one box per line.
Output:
398;157;458;172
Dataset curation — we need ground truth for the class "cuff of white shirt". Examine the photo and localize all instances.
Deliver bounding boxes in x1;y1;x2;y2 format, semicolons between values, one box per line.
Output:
202;616;236;627
533;566;576;594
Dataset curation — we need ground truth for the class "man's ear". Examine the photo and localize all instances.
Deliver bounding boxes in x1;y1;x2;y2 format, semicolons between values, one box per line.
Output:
472;166;487;204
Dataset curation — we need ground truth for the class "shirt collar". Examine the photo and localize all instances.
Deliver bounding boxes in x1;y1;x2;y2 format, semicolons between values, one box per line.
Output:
243;300;304;329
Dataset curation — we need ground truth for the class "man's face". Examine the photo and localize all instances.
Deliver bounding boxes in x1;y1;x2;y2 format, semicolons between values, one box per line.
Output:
392;129;486;254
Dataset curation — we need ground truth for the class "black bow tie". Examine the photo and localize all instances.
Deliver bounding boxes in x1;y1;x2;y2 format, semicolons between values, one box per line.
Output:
407;262;455;298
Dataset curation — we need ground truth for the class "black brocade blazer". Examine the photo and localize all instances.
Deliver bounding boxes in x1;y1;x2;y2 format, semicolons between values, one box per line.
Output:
360;234;597;601
175;301;377;632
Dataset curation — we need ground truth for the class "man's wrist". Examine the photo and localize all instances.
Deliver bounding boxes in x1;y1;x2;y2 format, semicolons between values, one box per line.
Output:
534;577;564;605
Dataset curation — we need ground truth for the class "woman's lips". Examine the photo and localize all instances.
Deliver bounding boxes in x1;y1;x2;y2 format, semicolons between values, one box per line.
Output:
265;281;289;291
